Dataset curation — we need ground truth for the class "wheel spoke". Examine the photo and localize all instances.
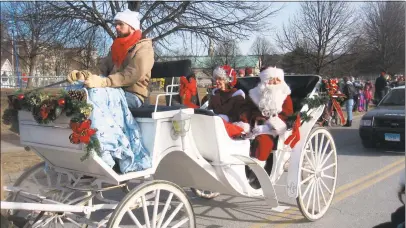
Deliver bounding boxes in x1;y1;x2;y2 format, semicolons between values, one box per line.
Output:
304;151;316;170
65;217;83;228
162;202;184;228
322;174;336;180
156;193;173;228
141;195;151;228
321;163;336;172
316;180;321;214
318;134;326;166
127;210;143;228
319;139;331;167
152;190;161;228
315;134;319;166
320;178;332;194
300;174;315;185
319;180;328;206
302;178;315;200
171;217;189;228
305;180;316;212
301;167;315;174
320;150;334;168
309;141;316;167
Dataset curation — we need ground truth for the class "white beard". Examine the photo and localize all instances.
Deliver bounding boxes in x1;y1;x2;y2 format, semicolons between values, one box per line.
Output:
249;81;291;117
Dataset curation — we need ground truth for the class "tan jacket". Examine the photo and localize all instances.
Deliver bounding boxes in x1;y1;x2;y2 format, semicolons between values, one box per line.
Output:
99;39;154;102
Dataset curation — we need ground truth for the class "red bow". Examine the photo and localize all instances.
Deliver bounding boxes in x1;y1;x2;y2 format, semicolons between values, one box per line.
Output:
69;119;97;144
284;114;301;148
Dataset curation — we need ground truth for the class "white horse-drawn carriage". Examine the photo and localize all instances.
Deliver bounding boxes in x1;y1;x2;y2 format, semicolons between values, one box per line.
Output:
1;61;337;227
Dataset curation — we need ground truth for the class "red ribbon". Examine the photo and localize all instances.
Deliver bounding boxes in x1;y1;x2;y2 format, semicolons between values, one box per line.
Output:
284;113;301;148
69;119;97;144
332;99;346;125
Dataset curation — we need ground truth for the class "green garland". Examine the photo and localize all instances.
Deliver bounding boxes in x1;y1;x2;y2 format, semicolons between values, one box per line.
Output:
286;94;330;129
2;89;100;161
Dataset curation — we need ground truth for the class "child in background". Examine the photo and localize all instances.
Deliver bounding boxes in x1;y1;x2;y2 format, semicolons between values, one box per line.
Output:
358;88;366;112
364;82;373;111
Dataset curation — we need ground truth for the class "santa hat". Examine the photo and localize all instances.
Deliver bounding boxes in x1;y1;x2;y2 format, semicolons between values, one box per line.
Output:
213;65;237;87
259;67;284;82
114;9;141;31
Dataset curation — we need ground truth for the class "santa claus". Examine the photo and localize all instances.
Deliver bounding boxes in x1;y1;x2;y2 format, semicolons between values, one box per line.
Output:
240;67;294;161
208;65;250;138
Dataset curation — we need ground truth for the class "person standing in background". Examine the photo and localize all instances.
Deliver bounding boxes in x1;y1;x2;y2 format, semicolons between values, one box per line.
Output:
343;76;356;127
364;81;373;111
375;71;388;104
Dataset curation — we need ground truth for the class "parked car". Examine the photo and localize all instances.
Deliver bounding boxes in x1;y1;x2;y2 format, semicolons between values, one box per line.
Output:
359;85;405;148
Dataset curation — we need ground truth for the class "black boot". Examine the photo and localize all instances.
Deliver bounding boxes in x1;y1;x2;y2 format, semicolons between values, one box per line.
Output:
344;120;352;127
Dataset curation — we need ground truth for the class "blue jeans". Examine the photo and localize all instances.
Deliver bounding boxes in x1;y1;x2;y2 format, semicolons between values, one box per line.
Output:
125;91;143;109
345;99;354;121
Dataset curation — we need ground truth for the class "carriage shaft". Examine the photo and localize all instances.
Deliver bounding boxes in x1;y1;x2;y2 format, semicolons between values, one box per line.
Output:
0;201;92;214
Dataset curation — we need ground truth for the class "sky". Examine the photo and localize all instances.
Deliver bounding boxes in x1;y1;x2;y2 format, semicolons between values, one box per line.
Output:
238;2;301;55
167;1;364;56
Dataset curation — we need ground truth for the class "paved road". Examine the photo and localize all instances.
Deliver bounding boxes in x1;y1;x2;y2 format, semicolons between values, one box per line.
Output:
3;115;404;227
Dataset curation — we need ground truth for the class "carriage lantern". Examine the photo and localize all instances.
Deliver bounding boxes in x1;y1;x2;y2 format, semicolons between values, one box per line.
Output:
171;109;191;137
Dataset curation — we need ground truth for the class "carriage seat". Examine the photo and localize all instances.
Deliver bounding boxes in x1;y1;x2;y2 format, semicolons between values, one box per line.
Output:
130;105;216;118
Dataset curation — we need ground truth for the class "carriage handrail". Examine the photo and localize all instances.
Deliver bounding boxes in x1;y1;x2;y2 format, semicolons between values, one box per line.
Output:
154;92;180;113
166;84;180;106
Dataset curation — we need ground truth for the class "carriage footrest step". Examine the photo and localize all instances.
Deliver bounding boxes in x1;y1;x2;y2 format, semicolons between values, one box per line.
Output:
271;205;290;213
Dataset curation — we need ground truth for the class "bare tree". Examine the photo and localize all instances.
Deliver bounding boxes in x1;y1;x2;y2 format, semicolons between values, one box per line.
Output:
276;1;358;74
214;39;241;67
1;2;80;87
47;1;280;52
361;2;405;73
250;36;273;69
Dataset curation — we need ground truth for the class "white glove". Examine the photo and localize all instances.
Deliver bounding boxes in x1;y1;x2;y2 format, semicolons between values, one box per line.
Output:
252;124;271;135
233;121;251;133
267;116;287;135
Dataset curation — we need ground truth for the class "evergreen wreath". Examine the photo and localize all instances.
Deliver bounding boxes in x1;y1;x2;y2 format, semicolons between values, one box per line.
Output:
285;94;330;129
2;89;100;161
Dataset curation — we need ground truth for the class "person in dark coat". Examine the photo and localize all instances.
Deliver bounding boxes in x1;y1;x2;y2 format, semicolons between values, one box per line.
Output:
208;65;250;137
375;71;388;103
342;76;356;127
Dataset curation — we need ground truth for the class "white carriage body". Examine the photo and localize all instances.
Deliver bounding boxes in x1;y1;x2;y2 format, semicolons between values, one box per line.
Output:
16;75;325;208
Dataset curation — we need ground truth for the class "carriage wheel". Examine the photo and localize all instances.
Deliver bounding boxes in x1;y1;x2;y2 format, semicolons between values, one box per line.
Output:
296;127;338;221
190;188;220;199
107;180;195;228
8;161;93;228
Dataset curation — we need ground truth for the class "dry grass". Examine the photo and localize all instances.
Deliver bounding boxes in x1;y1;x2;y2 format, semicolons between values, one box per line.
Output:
1;150;42;174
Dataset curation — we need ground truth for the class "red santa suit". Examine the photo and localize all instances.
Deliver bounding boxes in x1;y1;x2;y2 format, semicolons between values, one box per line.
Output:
240;67;294;161
208;65;250;138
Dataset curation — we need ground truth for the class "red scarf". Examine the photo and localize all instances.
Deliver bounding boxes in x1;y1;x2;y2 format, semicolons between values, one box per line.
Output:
111;30;142;67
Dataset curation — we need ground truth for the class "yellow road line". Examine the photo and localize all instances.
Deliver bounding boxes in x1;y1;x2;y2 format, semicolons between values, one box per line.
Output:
249;158;405;228
335;158;404;194
272;163;404;228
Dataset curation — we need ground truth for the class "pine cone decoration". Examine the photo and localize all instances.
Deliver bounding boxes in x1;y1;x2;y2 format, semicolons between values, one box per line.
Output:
68;90;86;101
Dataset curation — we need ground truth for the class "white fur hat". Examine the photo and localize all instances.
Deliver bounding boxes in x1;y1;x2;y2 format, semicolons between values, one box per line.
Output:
114;9;141;31
259;67;284;82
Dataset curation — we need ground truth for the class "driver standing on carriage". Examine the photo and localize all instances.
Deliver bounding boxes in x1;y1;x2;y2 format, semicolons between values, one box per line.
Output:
240;67;294;161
